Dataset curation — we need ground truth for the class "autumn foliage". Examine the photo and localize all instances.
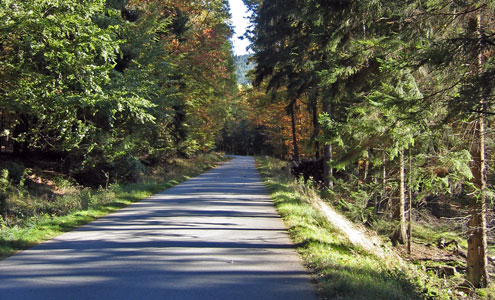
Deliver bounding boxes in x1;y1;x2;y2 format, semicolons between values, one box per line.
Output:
0;0;235;183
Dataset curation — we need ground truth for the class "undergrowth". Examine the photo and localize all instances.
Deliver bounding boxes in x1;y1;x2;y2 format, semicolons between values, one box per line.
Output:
255;156;470;300
0;152;228;259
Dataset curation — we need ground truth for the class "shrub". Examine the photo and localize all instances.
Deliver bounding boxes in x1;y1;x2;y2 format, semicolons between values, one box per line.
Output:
0;161;25;184
0;169;9;217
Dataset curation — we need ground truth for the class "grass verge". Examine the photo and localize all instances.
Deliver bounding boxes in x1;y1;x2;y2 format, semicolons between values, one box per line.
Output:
256;156;454;300
0;152;228;260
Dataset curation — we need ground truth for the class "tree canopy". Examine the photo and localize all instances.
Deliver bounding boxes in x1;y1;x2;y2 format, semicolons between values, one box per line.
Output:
0;0;235;184
241;0;495;290
2;0;495;294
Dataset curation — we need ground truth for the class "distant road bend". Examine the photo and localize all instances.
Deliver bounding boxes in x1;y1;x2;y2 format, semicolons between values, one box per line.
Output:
0;156;317;300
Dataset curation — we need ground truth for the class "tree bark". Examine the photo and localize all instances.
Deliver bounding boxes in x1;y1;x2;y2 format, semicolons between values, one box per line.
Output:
390;150;407;246
310;94;320;159
322;98;333;188
467;117;489;287
378;150;386;214
398;149;407;244
466;12;489;288
289;99;299;161
363;155;369;182
408;148;413;255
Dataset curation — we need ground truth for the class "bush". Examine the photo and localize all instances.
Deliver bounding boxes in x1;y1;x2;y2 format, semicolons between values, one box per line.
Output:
0;169;9;217
113;154;147;182
0;161;25;184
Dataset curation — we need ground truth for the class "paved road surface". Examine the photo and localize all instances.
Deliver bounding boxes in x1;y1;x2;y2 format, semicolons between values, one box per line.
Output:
0;156;317;300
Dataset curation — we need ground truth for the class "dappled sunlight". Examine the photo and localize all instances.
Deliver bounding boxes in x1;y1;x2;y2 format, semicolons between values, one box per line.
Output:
313;200;388;259
0;156;317;300
256;156;426;299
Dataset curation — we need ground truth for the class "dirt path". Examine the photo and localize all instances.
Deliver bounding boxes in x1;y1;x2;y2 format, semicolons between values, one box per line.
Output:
0;156;317;300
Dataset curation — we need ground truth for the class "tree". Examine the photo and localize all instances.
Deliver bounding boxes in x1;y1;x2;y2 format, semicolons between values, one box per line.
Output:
245;0;324;162
415;1;495;287
246;0;494;290
0;0;133;158
1;0;237;183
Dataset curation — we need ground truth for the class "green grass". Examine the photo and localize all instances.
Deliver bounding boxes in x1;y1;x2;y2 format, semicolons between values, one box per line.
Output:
0;152;229;260
411;223;495;299
408;221;465;248
255;156;456;300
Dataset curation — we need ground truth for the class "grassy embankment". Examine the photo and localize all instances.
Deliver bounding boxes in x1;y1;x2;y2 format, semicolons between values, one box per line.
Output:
0;153;228;260
256;155;470;300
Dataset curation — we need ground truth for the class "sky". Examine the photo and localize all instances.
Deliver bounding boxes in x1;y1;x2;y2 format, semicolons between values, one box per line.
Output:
228;0;252;56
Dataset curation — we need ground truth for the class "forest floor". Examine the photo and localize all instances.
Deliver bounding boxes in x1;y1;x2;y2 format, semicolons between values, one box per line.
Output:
255;156;495;300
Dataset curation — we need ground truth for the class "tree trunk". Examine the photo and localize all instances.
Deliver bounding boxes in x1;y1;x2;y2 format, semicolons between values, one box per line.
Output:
398;149;407;244
467;117;489;288
466;12;489;288
0;110;3;153
322;98;333;188
378;150;386;214
391;150;407;245
289;100;299;161
408;148;413;255
363;155;369;182
310;96;320;159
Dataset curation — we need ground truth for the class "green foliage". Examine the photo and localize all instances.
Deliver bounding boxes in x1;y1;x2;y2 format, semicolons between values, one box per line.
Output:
0;0;127;152
248;0;491;212
0;0;237;185
0;161;26;184
256;156;438;300
0;170;9;216
246;0;495;293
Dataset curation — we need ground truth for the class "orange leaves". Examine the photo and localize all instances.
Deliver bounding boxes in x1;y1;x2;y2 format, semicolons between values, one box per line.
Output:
248;93;313;159
126;0;235;152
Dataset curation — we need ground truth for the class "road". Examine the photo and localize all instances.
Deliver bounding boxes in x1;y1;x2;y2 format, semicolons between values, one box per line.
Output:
0;156;317;300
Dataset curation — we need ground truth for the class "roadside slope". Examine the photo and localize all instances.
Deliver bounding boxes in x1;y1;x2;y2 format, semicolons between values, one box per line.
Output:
256;156;429;300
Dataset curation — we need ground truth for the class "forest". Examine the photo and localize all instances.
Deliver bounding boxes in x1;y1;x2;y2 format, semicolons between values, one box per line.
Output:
0;0;236;181
226;0;494;296
1;0;495;298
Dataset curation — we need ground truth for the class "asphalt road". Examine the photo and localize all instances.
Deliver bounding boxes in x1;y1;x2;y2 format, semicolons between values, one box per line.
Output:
0;156;317;300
